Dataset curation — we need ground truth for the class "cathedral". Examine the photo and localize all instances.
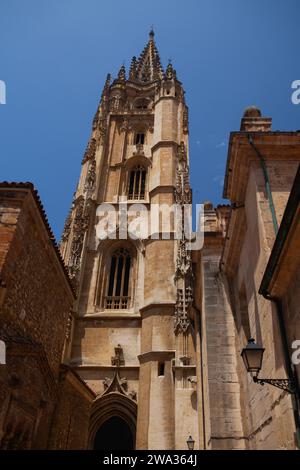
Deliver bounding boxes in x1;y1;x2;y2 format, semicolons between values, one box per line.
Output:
0;31;300;450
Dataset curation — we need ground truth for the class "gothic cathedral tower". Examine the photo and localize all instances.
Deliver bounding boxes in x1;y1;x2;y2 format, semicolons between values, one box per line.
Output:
60;31;201;450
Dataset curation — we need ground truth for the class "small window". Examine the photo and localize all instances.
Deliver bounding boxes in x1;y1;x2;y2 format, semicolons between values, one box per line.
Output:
158;362;165;376
135;133;145;145
128;165;146;200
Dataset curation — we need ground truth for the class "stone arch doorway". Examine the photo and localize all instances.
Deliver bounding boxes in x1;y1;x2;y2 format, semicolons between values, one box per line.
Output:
93;416;134;450
89;393;137;450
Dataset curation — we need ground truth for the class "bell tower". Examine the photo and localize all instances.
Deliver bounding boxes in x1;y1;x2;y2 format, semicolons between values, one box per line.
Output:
60;31;201;450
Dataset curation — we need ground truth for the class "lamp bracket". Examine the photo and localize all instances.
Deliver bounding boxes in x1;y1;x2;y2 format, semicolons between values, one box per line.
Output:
253;376;296;394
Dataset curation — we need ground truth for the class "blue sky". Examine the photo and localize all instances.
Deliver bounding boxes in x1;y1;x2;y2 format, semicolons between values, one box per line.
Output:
1;0;299;239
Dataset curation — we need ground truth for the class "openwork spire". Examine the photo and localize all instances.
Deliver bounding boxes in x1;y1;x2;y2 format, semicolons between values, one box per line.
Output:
136;29;164;83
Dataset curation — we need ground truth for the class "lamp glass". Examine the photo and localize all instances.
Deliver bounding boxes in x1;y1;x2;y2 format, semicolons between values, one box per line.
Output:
186;435;195;451
241;339;265;375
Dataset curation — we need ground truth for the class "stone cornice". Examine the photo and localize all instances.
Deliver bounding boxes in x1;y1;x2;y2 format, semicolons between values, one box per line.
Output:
223;132;300;202
138;350;176;363
139;302;176;314
79;312;141;320
151;140;179;153
71;364;140;370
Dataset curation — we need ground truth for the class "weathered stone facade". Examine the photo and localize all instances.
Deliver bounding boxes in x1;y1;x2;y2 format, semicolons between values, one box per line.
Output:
0;184;94;449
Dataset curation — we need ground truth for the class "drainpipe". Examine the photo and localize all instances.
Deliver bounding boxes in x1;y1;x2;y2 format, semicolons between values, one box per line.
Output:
247;134;279;234
262;294;300;449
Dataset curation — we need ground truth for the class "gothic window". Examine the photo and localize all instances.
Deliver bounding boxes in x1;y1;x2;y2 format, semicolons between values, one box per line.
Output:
128;165;146;200
135;133;145;145
105;248;131;309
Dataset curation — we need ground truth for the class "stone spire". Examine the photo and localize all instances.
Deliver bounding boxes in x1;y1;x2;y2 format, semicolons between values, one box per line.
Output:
136;29;164;83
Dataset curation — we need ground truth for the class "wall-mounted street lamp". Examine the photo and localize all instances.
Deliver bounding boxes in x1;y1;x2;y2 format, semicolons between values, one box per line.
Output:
241;338;296;394
186;435;195;451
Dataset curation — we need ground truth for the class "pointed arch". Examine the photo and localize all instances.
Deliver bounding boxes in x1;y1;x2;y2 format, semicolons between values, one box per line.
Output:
89;393;137;449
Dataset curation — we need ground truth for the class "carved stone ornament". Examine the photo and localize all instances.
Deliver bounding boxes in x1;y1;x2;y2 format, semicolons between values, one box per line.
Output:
174;287;193;334
100;345;137;401
174;141;193;334
120;117;132;132
165;62;177;80
183;107;189;134
82;138;96;164
61;210;72;242
85;159;96;190
175;238;192;279
111;344;125;367
67;197;94;282
174;142;192;205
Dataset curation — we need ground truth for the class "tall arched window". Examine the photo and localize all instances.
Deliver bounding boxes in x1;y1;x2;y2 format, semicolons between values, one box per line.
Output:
105;248;131;309
128;165;146;200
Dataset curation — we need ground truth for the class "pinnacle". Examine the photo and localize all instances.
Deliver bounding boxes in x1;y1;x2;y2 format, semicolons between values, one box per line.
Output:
117;64;126;81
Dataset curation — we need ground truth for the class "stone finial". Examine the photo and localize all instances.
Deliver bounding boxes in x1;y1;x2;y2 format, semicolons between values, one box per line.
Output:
165;62;177;80
243;106;262;118
240;106;272;132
